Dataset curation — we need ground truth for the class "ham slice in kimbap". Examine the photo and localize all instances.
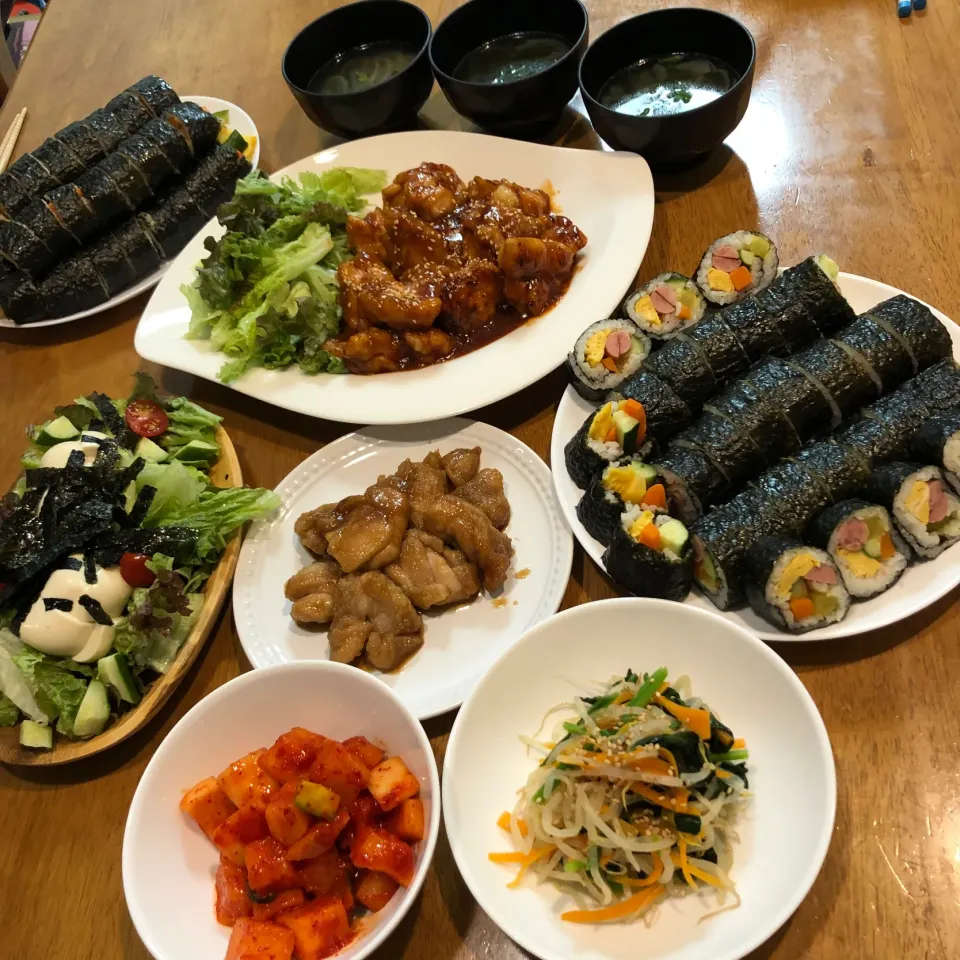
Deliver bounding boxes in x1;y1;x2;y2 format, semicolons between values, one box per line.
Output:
567;318;650;400
564;398;651;490
696;230;778;306
624;273;706;340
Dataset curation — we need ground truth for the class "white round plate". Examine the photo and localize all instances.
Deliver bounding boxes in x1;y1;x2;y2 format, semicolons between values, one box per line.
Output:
134;129;654;424
123;661;440;960
234;418;574;719
0;96;259;331
443;598;836;960
550;273;960;641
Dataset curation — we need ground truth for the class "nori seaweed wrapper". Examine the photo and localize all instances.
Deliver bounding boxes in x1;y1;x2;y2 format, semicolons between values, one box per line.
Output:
7;153;60;198
87;233;137;296
654;445;727;524
912;409;960;475
114;215;164;277
786;338;879;421
104;90;153;136
116;133;177;191
643;335;717;409
832;415;911;468
43;184;99;243
683;313;751;384
39;255;109;317
72;168;129;224
164;102;221;156
0;217;54;280
904;359;960;415
86;109;126;154
834;315;914;393
0;262;43;324
602;523;693;602
14;197;77;264
745;357;836;439
98;153;152;209
791;441;871;502
565;413;612;490
53;121;105;169
0;171;30;218
867;296;952;374
611;372;693;443
183;144;252;216
673;411;765;494
140;188;207;259
753;458;834;537
128;75;180;115
577;470;627;546
140;116;192;174
718;296;789;361
32;138;85;185
706;385;802;466
862;387;934;446
859;462;927;509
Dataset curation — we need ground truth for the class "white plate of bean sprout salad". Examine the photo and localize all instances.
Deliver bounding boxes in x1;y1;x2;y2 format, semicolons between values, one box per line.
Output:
442;598;835;960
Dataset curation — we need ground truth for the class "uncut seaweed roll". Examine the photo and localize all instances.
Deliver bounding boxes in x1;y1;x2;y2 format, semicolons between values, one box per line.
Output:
696;230;778;306
866;296;952;374
54;121;105;169
39;255;110;317
0;171;29;218
603;506;693;602
568;319;650;401
745;535;849;633
912;409;960;494
164;102;221;157
140;188;207;258
140;116;192;174
565;398;652;490
808;499;909;598
86;108;127;154
128;75;180;115
32;138;85;185
862;462;960;559
183;144;252;215
116;133;177;191
99;153;152;209
577;459;665;546
611;372;693;442
104;90;153;136
7;153;59;198
0;262;42;324
624;273;706;339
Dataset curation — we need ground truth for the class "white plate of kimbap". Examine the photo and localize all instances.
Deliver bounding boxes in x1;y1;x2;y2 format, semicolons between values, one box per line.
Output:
551;266;960;641
133;129;655;425
0;79;259;330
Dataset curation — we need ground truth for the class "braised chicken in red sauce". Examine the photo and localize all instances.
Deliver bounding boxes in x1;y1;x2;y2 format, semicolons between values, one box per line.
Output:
325;163;587;374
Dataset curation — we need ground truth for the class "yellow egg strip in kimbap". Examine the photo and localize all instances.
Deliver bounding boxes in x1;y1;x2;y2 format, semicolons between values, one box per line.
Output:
567;318;651;401
624;272;706;340
695;231;779;306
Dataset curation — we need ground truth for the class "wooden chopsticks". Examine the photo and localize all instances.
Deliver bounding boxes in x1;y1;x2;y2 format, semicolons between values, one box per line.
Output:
0;107;27;174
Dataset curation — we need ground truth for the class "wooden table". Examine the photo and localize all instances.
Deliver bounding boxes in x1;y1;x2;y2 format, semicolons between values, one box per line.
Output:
1;1;958;958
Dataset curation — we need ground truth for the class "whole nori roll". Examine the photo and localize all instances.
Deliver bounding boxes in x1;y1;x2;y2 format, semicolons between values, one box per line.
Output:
104;90;153;136
164;102;221;156
53;121;105;169
745;357;837;439
0;262;43;324
86;109;127;154
787;338;880;419
43;184;99;243
612;372;693;443
718;296;788;361
834;315;914;393
672;410;765;494
72;168;129;223
14;197;77;264
32;138;85;186
912;409;960;492
139;188;207;258
116;133;177;191
39;255;110;317
0;217;54;280
683;313;751;384
866;296;952;374
706;385;802;466
602;519;693;602
99;153;152;209
140;116;193;174
114;215;164;277
791;441;871;502
86;233;137;296
128;76;180;115
183;144;252;216
7;153;60;198
0;171;29;218
654;445;728;523
643;335;717;409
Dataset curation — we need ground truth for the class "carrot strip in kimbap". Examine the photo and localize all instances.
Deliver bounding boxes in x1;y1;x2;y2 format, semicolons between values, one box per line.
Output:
163;102;221;157
577;459;667;546
564;399;651;490
567;318;650;401
745;536;849;632
912;409;960;495
613;372;693;443
602;506;693;601
695;231;778;306
808;500;909;599
624;272;706;340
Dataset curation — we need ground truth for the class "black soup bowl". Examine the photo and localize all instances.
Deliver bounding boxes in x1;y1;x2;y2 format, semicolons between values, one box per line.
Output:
429;0;588;138
282;0;434;139
579;8;756;166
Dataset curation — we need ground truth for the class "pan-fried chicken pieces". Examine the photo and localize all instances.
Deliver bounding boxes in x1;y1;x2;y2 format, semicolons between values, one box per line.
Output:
285;446;515;671
326;162;587;374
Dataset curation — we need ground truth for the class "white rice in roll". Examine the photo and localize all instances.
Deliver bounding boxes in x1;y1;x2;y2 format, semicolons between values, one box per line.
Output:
695;230;779;306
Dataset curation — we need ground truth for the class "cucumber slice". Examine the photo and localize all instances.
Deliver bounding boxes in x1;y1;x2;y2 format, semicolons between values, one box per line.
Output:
747;235;771;257
135;437;168;463
659;519;688;554
172;439;220;465
72;680;111;738
790;579;808;599
863;536;882;559
739;249;756;266
612;411;640;453
816;254;840;282
635;463;658;484
37;416;80;447
20;720;53;749
98;653;141;705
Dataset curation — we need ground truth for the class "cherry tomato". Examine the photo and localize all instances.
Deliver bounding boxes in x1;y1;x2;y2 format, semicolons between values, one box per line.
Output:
125;399;169;438
120;552;156;588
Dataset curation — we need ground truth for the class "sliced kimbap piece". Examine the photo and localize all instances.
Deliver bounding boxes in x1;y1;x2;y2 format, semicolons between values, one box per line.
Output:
139;116;193;175
39;254;110;318
14;197;77;265
85;232;137;296
624;273;706;340
53;121;105;169
113;215;164;278
183;143;252;216
116;133;177;191
754;457;834;538
603;506;693;602
567;318;650;401
684;313;751;384
43;184;99;244
32;138;85;185
577;459;662;546
808;499;909;599
0;216;55;281
86;109;127;154
643;334;717;410
128;76;180;115
7;153;60;198
904;359;960;415
653;445;728;524
98;152;153;209
139;187;207;259
695;230;778;306
564;398;652;490
706;383;802;466
786;338;879;424
0;261;43;324
672;409;765;496
862;462;960;559
791;440;871;502
832;415;912;468
745;535;849;633
0;171;30;219
912;409;960;494
717;296;789;361
163;102;221;157
858;389;934;462
72;168;129;225
745;357;838;439
611;372;693;443
833;314;914;394
104;90;153;136
866;295;951;374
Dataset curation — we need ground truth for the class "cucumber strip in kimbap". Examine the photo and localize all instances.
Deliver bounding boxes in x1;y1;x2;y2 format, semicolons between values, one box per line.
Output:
43;184;99;244
808;500;909;599
862;463;960;559
98;153;153;209
116;133;178;191
183;144;252;216
684;313;751;384
139;188;208;259
0;262;43;324
53;121;106;169
745;536;849;633
39;255;110;318
577;459;664;545
624;273;705;339
128;76;180;115
564;398;650;490
86;109;127;154
0;171;29;219
603;506;693;602
14;197;77;265
653;445;727;524
568;318;650;401
163;102;221;157
32;138;85;186
612;372;693;442
104;90;154;136
72;168;129;224
7;153;60;199
695;231;778;306
140;116;193;174
912;409;960;494
0;216;54;281
866;296;952;375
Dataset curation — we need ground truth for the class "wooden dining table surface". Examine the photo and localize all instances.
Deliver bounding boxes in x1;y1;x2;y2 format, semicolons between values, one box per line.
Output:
1;0;959;957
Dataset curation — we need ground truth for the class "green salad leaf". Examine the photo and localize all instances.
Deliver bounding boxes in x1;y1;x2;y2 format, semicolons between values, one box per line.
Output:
12;649;90;736
0;693;18;727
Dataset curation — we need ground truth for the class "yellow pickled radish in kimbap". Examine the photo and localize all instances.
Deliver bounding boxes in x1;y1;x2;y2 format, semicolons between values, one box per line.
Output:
624;272;706;340
696;230;779;306
564;398;650;490
576;460;663;546
567;318;651;401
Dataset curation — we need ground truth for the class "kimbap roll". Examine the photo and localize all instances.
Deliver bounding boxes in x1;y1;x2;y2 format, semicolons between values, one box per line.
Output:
86;232;137;296
86;109;127;154
116;133;177;191
866;296;952;375
14;197;77;266
53;121;105;169
114;215;164;278
72;169;128;225
128;76;180;115
98;153;152;209
624;273;706;339
745;535;849;633
567;319;650;401
43;184;99;244
564;398;652;490
163;102;221;157
611;372;693;443
0;216;54;281
7;153;60;198
862;463;960;559
32;138;85;186
683;313;751;384
643;334;718;409
744;357;837;439
39;255;110;317
695;231;778;306
653;445;728;524
717;296;789;361
602;506;693;602
139;188;207;258
808;500;909;599
104;90;153;136
0;171;29;219
791;441;871;502
577;459;665;546
905;358;960;414
183;143;252;216
912;409;960;494
833;314;914;394
786;338;880;423
706;383;803;467
0;262;43;324
672;409;766;496
140;116;193;174
833;415;912;468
